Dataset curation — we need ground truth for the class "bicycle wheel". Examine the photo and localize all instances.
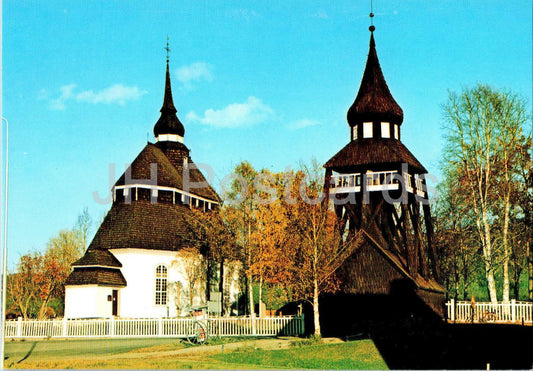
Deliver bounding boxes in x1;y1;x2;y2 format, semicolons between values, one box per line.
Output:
186;321;208;345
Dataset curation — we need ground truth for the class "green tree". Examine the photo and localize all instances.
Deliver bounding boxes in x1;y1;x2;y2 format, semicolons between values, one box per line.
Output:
441;84;531;302
223;162;262;318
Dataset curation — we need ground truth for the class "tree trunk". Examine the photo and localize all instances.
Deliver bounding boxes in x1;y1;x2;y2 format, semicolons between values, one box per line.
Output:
513;265;522;300
206;259;212;302
480;208;498;303
313;277;321;336
219;259;225;315
248;275;256;334
527;242;533;301
502;195;511;302
258;274;263;314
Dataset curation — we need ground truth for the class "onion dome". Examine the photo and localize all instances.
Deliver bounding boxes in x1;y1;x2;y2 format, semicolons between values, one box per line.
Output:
347;30;403;126
153;61;185;138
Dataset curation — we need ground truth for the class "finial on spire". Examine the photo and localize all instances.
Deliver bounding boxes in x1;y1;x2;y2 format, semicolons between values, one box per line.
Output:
164;36;171;63
154;40;185;140
369;0;375;32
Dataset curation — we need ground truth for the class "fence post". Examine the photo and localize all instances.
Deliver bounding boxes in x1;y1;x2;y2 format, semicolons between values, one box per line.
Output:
450;299;455;322
16;317;22;338
158;317;163;337
62;317;68;337
251;313;256;336
109;317;115;337
511;299;516;322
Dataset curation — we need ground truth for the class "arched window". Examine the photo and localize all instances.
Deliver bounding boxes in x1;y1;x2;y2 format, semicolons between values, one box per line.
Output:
155;265;168;305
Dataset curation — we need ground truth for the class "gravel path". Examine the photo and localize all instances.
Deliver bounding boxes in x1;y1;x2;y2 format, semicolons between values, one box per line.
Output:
105;337;344;360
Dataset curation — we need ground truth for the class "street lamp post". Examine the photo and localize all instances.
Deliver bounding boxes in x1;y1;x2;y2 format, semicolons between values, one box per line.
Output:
1;117;9;369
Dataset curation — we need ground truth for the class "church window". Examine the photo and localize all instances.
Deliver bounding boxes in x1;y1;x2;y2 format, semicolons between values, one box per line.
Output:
381;122;390;138
155;265;168;305
363;122;373;138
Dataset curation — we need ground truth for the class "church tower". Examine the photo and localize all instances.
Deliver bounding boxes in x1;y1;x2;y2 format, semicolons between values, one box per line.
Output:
64;49;223;319
321;24;444;330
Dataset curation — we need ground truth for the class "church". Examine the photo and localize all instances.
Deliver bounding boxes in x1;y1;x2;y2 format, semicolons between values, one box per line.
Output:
64;56;239;319
65;22;444;322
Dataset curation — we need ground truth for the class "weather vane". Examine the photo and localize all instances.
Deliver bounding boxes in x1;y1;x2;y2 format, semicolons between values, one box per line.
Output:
165;36;171;63
369;0;375;32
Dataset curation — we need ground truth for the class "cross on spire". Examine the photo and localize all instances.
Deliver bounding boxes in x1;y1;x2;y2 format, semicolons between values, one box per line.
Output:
369;0;375;32
164;36;171;63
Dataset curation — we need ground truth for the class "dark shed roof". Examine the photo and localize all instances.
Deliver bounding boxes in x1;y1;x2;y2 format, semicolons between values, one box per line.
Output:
347;32;403;126
337;229;444;295
65;267;127;287
324;138;427;173
71;249;122;268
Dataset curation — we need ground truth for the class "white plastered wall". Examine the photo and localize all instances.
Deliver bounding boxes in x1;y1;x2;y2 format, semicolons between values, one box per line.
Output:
110;248;207;318
64;285;117;318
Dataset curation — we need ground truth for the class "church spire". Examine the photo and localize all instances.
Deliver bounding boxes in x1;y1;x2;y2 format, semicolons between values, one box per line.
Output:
154;38;185;142
347;27;403;128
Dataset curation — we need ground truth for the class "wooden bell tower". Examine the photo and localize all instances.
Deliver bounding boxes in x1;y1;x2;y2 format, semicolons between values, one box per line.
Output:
322;25;444;317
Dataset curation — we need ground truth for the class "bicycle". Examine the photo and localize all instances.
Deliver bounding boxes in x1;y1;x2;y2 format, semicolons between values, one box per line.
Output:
185;307;209;345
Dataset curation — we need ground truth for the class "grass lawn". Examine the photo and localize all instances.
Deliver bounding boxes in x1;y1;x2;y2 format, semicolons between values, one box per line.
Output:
4;337;388;369
212;340;387;369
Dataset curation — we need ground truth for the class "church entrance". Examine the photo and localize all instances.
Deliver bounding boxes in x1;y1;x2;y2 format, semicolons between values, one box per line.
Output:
112;290;119;316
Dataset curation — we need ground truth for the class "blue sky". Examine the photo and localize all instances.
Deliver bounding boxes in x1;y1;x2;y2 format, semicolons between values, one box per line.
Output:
2;1;532;268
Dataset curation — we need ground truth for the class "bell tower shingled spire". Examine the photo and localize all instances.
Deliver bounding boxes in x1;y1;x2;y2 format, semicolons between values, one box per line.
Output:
347;26;403;142
154;38;185;142
321;9;445;324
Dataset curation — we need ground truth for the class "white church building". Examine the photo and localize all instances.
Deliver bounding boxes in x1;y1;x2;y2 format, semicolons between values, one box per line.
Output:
64;57;239;319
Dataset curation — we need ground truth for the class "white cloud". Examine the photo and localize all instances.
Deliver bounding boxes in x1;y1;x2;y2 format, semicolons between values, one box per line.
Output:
47;83;146;110
186;96;274;128
76;84;146;105
175;62;213;87
289;119;321;130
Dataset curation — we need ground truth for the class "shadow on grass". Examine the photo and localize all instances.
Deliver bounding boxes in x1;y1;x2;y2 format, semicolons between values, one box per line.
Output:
317;285;533;369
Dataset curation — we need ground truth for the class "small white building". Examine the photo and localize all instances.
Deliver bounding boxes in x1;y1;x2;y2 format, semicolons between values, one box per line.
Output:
65;59;239;318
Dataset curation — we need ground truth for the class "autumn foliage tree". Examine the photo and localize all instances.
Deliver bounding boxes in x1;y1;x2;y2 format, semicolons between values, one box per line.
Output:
7;210;89;318
182;206;239;313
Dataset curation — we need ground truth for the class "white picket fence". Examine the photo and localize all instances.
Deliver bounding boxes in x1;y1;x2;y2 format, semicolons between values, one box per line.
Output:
446;299;533;324
3;315;304;339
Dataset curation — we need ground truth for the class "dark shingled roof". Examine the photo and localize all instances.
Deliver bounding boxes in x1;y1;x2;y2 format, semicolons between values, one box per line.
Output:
115;143;220;202
65;267;127;287
154;61;185;137
88;200;193;251
337;229;444;295
347;32;403;126
324;138;427;173
71;249;122;268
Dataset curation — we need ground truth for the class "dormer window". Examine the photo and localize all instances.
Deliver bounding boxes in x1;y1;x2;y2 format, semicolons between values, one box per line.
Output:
363;122;373;138
393;124;399;140
352;125;358;140
381;122;390;138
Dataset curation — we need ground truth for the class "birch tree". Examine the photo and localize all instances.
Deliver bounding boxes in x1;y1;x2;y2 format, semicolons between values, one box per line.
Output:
285;162;351;336
442;84;531;302
224;162;259;317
